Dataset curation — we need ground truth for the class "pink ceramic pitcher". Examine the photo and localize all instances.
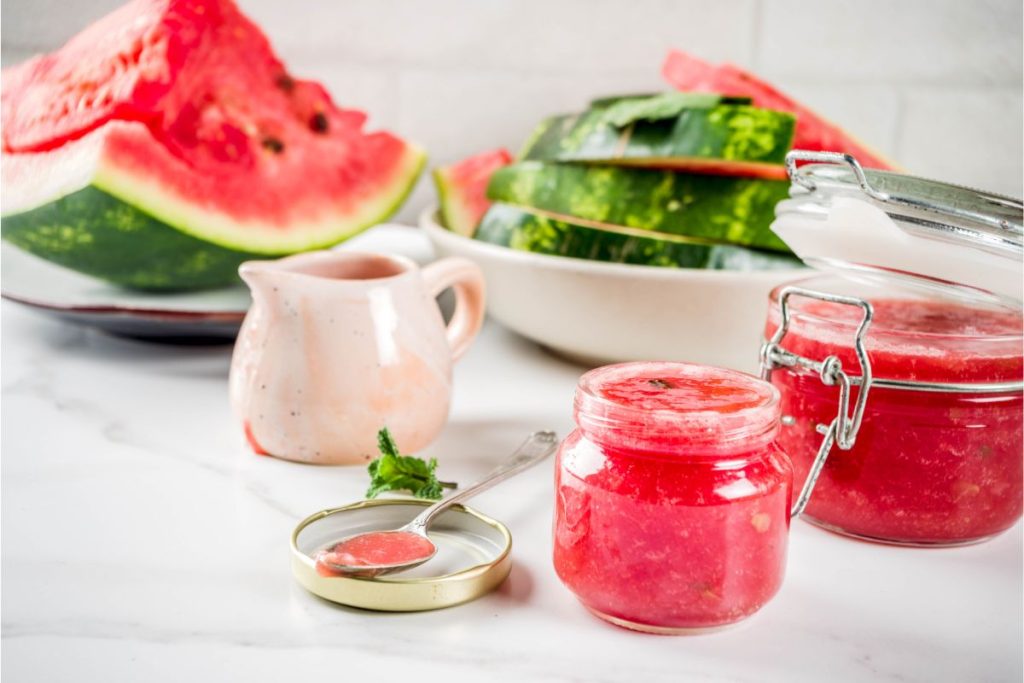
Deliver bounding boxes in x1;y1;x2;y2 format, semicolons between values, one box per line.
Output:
229;251;485;464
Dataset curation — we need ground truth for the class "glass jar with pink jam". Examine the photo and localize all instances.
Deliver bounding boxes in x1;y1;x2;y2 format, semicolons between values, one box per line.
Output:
762;152;1024;547
553;361;793;634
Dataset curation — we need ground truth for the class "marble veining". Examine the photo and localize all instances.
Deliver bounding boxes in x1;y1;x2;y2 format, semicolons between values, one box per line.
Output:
2;301;1021;683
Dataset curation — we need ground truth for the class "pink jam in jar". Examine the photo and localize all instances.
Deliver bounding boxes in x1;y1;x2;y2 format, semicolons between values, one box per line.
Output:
765;277;1023;546
553;361;792;634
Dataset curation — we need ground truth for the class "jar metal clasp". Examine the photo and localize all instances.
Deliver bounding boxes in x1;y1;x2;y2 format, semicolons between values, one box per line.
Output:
760;286;875;518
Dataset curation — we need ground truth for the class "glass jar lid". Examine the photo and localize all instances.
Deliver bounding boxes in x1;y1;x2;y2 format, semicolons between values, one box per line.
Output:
773;151;1024;305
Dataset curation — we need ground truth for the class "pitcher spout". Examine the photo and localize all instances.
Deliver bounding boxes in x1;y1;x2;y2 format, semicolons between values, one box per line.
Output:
238;259;282;301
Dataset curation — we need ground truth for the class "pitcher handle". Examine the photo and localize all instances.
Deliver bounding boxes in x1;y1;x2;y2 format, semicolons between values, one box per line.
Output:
421;257;486;361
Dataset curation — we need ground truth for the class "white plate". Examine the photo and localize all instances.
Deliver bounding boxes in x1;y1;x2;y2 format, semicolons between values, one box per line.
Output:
1;224;436;342
420;207;810;373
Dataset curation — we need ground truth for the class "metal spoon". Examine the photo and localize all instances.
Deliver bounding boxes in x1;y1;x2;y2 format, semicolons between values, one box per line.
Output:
318;430;558;578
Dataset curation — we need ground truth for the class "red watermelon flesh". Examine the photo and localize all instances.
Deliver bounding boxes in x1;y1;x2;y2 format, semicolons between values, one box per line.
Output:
433;148;513;236
2;0;424;253
662;50;898;171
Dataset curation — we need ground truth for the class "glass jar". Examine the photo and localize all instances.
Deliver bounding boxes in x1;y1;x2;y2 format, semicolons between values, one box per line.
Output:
553;361;793;634
764;276;1022;545
762;152;1024;547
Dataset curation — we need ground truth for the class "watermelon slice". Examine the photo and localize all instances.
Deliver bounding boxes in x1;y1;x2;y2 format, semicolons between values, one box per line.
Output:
662;50;897;170
487;162;792;252
520;93;795;180
432;149;513;236
1;0;425;291
475;203;800;271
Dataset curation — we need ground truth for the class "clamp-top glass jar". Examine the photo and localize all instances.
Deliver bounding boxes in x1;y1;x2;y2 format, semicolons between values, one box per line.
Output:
762;152;1024;546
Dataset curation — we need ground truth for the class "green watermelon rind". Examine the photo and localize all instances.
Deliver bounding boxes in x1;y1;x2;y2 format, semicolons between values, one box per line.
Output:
474;203;801;271
487;161;792;252
1;143;426;291
520;102;795;169
2;185;266;291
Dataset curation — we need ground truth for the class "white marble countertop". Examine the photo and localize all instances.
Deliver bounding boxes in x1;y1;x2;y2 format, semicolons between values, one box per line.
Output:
2;299;1022;682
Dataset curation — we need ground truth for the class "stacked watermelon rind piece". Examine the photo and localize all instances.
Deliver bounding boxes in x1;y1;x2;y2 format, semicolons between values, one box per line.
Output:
435;51;898;272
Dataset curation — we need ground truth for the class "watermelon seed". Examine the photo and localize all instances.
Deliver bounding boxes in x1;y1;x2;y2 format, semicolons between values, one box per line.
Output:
648;379;675;389
262;137;285;153
310;112;329;134
275;74;295;92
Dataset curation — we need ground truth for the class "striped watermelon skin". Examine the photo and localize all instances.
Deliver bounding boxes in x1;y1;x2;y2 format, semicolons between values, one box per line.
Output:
475;203;801;270
487;162;792;252
520;96;794;179
2;183;264;290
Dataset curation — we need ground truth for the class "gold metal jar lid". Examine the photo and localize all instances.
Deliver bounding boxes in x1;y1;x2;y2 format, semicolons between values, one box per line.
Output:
291;498;512;612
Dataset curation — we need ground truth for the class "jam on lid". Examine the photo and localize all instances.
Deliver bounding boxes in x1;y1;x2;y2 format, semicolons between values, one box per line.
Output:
574;361;780;451
315;531;435;575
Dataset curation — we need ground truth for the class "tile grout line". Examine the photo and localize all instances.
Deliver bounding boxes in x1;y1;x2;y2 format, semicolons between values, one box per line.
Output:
749;0;763;69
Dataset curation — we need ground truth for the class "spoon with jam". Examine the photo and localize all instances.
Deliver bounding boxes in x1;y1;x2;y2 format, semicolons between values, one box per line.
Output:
316;431;558;578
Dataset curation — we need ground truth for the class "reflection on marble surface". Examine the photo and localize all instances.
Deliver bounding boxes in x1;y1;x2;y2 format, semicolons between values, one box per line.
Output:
2;301;1021;683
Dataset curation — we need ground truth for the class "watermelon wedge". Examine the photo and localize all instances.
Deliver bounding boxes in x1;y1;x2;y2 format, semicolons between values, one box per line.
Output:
662;50;898;170
432;148;513;236
521;93;794;180
1;0;425;291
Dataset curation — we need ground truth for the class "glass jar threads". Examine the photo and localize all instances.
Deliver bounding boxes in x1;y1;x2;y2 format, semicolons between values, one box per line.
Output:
553;361;793;634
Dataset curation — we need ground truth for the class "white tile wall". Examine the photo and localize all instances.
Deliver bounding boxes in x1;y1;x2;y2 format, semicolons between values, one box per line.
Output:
3;0;1022;221
756;0;1022;85
899;86;1024;191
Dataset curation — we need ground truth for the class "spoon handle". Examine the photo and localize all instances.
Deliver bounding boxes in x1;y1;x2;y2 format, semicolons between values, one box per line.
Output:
406;431;558;534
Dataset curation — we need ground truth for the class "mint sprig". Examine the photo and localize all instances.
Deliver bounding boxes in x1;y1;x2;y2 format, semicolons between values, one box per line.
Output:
366;427;457;500
600;92;753;127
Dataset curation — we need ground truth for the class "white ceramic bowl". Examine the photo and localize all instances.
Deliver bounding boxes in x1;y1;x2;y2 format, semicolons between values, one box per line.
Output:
420;207;809;373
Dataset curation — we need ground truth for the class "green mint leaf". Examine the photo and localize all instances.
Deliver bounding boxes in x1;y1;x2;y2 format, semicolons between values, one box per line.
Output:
365;427;453;501
377;427;401;458
600;92;751;128
589;92;660;109
415;480;444;500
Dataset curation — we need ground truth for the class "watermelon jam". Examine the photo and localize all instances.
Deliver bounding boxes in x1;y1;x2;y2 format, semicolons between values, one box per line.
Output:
553;362;793;634
766;277;1024;546
314;531;435;577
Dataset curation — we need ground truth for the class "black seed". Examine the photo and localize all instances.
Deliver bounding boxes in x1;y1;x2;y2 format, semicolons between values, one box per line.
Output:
648;379;675;389
275;74;295;92
310;112;329;134
262;137;285;153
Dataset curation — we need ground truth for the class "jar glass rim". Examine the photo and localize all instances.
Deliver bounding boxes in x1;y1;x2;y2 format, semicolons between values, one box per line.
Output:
768;276;1024;343
574;361;781;449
